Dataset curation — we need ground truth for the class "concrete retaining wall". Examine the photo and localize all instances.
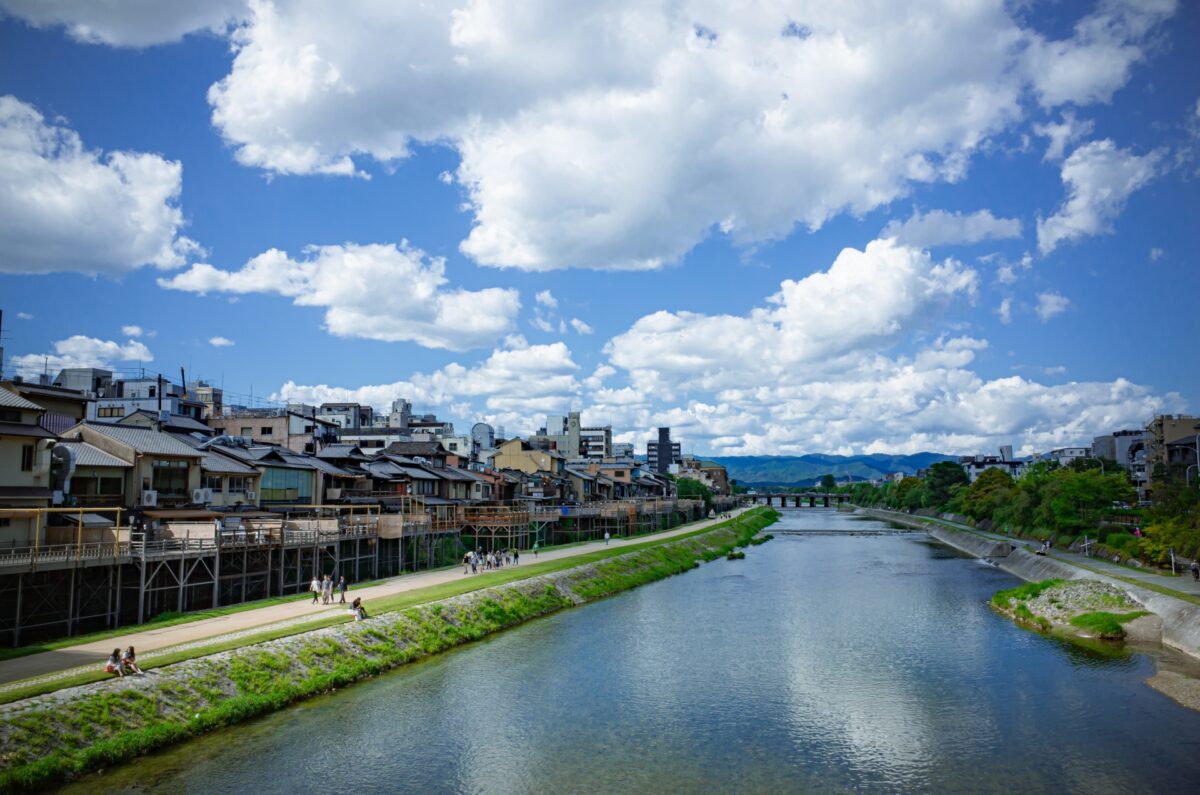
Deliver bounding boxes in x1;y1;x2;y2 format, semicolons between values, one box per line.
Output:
859;507;1200;661
927;526;1014;560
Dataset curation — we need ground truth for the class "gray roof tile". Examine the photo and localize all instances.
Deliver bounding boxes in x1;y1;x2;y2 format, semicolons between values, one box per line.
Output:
82;422;203;457
0;387;45;411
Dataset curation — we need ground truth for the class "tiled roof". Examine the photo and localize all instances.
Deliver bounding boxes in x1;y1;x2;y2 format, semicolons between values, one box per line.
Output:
201;449;259;475
0;422;56;439
0;387;45;411
56;440;131;468
82;422;202;456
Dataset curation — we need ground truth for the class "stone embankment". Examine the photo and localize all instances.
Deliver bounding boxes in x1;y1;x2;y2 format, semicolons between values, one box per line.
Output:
858;508;1200;662
0;510;778;792
991;579;1160;643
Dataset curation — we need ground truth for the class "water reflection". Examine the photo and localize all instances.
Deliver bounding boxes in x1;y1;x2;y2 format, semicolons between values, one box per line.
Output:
66;509;1200;794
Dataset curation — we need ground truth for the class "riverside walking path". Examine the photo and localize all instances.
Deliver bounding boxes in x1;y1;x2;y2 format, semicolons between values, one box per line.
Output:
871;508;1200;598
0;507;752;689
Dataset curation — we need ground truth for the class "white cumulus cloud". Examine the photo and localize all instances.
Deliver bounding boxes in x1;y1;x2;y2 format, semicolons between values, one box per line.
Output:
605;238;978;397
189;0;1172;271
159;242;520;351
570;318;594;335
209;336;235;347
1037;139;1162;255
0;0;249;47
9;335;153;377
0;95;199;276
882;208;1021;248
534;290;557;308
275;341;581;432
1022;0;1177;108
121;325;144;337
1035;291;1070;321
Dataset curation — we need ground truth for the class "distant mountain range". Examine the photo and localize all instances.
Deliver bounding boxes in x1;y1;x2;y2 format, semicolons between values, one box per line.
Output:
706;453;957;487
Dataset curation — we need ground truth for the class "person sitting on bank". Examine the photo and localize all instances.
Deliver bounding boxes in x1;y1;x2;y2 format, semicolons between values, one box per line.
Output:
122;646;145;675
351;596;368;621
105;648;125;677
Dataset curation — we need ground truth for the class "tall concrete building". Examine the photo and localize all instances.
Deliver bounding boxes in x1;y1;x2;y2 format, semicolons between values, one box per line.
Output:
647;427;681;474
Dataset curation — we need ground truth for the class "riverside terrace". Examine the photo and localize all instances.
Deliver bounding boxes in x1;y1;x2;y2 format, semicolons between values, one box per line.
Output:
0;496;734;648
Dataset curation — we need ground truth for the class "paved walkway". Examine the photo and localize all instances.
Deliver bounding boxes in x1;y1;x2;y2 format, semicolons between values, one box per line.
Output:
876;509;1200;597
0;508;752;688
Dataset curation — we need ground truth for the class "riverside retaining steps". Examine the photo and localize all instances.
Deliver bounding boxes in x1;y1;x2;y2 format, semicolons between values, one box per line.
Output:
860;508;1200;661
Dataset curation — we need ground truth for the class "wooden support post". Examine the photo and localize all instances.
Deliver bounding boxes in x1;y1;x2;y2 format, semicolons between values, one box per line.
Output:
106;565;115;628
114;564;123;629
13;572;23;647
213;545;221;609
66;567;76;637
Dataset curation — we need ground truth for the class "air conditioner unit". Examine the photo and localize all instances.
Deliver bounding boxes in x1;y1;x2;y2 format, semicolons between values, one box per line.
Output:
142;490;158;507
192;488;214;504
326;488;342;500
245;490;256;502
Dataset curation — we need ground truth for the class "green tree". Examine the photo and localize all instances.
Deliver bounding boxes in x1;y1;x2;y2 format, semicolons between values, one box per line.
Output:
677;477;713;510
820;473;837;491
962;468;1016;521
923;461;968;509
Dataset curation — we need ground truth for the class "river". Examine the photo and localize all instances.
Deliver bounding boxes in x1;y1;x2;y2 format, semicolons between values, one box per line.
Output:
66;509;1200;794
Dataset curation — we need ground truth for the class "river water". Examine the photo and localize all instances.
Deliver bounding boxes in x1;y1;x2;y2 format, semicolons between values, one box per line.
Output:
68;509;1200;794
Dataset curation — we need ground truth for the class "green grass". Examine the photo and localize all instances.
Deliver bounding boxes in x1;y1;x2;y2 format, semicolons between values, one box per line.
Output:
0;577;402;664
0;508;774;706
0;507;780;791
990;579;1064;608
1068;610;1151;639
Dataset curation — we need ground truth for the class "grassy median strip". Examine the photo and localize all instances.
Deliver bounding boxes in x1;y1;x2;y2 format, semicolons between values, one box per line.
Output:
0;510;765;706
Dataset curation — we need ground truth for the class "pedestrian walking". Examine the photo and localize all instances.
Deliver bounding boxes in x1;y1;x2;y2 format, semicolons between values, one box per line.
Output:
338;575;348;604
463;552;471;575
533;541;539;558
512;548;519;566
604;531;610;545
322;575;333;605
1191;559;1199;582
310;575;321;604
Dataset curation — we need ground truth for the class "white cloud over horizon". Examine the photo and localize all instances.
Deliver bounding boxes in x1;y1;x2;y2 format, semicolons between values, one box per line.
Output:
9;335;153;377
271;237;1180;457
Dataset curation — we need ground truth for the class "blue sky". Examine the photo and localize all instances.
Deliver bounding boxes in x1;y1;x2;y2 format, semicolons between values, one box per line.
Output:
0;1;1196;456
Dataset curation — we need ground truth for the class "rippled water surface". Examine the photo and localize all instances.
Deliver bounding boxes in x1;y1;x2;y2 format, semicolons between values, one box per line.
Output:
70;510;1200;794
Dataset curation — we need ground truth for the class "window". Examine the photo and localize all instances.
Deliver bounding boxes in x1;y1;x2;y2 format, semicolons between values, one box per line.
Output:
21;445;34;471
204;475;223;491
227;476;249;493
260;427;273;436
240;427;252;436
151;459;189;496
0;518;9;527
260;468;312;502
148;386;156;398
0;409;20;422
98;406;123;418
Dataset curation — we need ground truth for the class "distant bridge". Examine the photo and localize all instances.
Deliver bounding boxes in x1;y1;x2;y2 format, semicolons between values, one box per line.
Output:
748;493;848;508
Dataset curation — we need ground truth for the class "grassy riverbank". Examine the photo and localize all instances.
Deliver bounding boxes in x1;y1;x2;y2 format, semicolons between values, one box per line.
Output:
0;508;778;792
991;578;1154;642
